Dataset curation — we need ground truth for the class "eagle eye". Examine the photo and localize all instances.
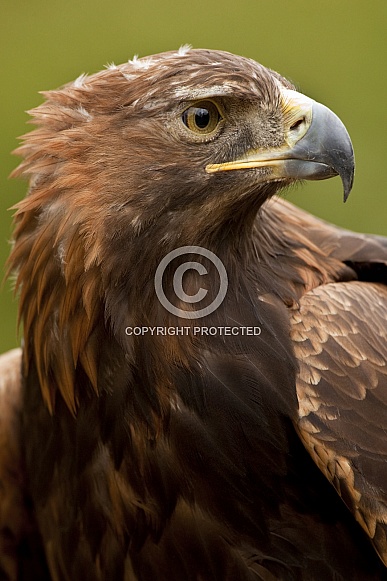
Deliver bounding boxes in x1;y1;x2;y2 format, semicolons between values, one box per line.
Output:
182;101;222;135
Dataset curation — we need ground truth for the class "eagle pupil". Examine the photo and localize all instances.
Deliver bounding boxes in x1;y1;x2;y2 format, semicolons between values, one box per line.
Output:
195;108;210;129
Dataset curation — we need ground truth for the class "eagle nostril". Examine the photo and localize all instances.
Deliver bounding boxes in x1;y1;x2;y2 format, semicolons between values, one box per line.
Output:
290;117;305;131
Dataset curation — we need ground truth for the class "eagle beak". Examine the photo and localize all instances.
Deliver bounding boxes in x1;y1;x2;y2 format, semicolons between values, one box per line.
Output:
206;88;355;202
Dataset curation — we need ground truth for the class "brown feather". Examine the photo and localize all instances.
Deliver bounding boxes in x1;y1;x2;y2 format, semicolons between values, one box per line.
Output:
291;281;387;564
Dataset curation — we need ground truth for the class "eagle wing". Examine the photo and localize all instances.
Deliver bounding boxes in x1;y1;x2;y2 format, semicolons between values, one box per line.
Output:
0;348;50;580
285;202;387;565
0;348;25;580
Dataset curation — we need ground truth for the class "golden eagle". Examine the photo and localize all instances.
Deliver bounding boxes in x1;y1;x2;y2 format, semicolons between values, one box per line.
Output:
1;48;387;580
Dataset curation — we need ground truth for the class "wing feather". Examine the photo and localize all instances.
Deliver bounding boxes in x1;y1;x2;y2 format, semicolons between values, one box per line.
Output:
0;348;51;580
0;349;26;578
290;281;387;564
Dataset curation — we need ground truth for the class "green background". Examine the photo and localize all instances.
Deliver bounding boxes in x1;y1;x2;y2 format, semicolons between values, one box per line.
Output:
1;0;386;353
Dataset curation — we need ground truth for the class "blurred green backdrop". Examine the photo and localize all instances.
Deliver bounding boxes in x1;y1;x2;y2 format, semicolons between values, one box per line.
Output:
1;0;386;353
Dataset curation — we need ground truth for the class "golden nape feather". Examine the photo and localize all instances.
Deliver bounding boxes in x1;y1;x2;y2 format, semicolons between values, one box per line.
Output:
2;48;387;580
